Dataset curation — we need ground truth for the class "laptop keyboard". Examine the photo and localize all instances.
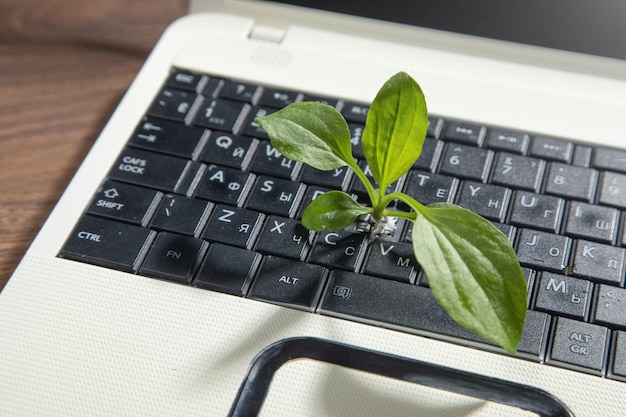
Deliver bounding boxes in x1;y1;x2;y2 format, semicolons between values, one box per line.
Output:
58;69;626;380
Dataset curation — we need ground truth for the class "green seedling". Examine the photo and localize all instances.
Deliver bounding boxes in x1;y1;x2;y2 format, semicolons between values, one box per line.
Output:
256;71;527;353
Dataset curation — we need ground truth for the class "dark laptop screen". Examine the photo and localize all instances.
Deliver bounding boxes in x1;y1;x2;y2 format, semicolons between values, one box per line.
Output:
270;0;626;61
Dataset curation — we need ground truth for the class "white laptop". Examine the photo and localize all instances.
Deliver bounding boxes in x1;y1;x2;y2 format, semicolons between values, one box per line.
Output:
2;0;626;416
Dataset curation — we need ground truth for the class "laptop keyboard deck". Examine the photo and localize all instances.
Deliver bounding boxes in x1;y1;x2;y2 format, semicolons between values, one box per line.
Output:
59;69;626;381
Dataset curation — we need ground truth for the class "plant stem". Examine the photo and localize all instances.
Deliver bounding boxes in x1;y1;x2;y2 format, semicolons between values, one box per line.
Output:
381;208;416;221
349;160;379;209
380;192;425;214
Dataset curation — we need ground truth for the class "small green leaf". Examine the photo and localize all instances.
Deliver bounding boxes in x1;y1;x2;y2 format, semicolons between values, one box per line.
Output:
411;203;527;353
302;191;371;232
362;72;428;191
256;102;354;171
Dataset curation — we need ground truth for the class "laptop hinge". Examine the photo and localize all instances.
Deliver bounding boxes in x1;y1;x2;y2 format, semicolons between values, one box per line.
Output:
248;24;286;43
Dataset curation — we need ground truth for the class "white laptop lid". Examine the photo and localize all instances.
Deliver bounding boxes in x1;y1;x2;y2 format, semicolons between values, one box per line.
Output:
1;1;626;416
187;0;626;146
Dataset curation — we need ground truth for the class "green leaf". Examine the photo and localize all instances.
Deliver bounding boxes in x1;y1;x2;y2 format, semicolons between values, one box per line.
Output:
302;191;371;232
361;72;428;191
255;102;354;171
410;203;527;353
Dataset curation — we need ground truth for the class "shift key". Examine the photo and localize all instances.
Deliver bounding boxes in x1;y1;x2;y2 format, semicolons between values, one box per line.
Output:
59;215;154;272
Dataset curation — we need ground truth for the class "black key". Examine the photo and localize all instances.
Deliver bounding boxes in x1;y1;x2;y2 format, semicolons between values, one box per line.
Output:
300;94;339;108
202;205;264;249
255;216;312;260
341;102;369;124
549;317;608;373
534;272;592;320
108;147;190;192
403;170;458;205
593;147;626;174
572;240;625;285
139;232;206;284
175;161;203;196
195;165;255;206
350;161;400;199
309;229;367;271
485;129;530;154
319;271;485;342
246;176;305;217
517;310;551;359
194;98;248;132
248;256;328;311
129;117;206;158
572;145;592;167
299;165;351;189
147;88;197;122
530;136;573;162
194;243;260;296
199;132;258;169
296;185;331;219
165;70;203;91
544;162;597;201
439;143;493;181
490;152;545;192
516;229;572;273
565;201;619;244
362;240;418;283
521;267;536;303
413;138;443;172
491;222;517;243
149;195;211;237
455;181;511;222
218;80;260;103
201;77;223;98
509;191;564;233
258;88;298;108
348;123;365;158
612;331;626;379
597;171;626;209
87;181;161;226
594;285;626;329
427;117;444;139
249;141;299;179
442;121;486;146
328;270;546;358
60;215;153;272
240;106;278;139
321;270;555;355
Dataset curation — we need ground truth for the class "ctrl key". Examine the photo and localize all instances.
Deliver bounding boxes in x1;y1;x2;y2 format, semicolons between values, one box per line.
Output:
59;215;154;272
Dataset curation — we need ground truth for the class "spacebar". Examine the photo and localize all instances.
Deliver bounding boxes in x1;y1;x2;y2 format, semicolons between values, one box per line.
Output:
318;270;487;345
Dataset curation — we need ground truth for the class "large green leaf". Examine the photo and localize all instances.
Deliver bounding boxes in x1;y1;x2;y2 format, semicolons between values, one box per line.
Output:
361;72;428;191
255;102;354;171
302;191;371;232
410;203;527;353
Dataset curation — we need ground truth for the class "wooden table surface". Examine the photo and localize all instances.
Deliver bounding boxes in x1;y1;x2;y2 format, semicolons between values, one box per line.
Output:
0;0;189;290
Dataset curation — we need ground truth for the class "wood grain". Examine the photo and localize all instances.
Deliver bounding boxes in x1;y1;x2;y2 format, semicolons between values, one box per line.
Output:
0;1;188;290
